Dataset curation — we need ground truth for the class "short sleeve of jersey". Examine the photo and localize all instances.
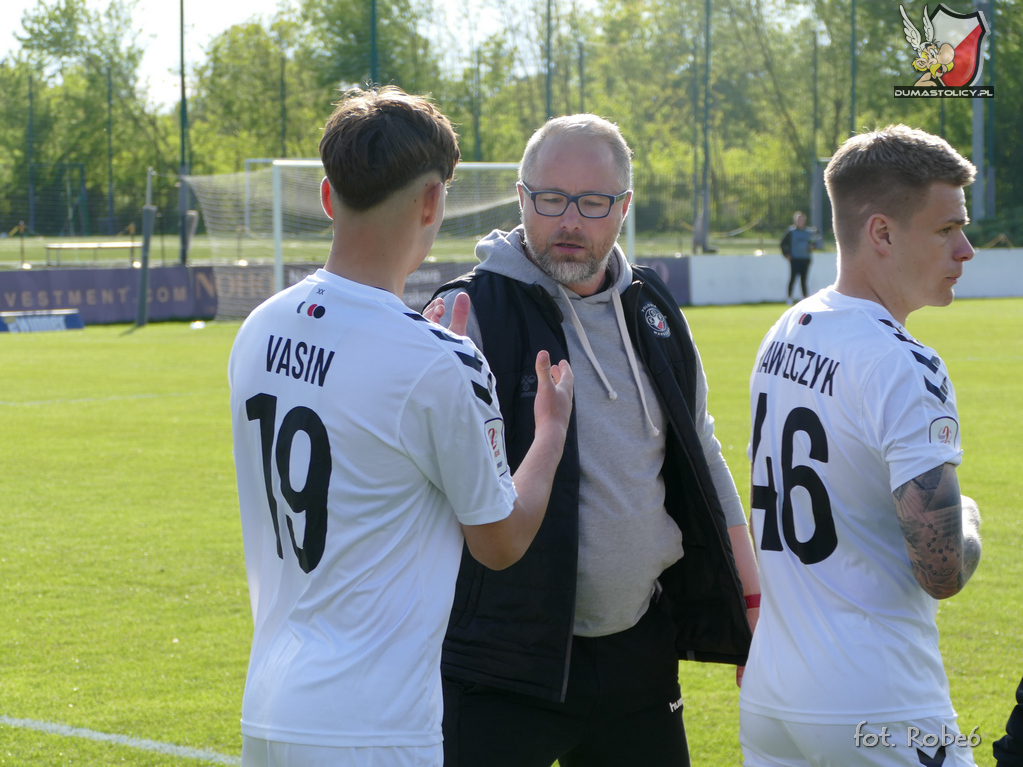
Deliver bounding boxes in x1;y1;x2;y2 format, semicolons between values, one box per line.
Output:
399;331;517;527
865;346;963;493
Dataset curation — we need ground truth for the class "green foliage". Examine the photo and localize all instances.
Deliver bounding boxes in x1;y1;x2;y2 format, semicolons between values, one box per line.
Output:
300;0;442;93
965;207;1023;248
189;16;327;172
2;0;177;234
3;0;1023;234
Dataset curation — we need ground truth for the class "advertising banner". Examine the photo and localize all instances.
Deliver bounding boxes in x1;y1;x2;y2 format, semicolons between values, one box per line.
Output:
634;257;692;306
0;266;218;324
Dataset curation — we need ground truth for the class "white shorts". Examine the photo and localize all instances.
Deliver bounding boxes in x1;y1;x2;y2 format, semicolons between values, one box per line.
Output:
241;736;443;767
740;710;978;767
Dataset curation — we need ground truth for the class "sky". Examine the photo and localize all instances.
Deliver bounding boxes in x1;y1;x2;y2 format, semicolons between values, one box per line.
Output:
2;0;496;109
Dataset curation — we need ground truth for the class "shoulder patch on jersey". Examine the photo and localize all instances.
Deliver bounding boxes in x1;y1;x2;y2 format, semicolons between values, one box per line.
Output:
642;302;671;338
297;301;326;319
485;418;509;476
929;416;959;447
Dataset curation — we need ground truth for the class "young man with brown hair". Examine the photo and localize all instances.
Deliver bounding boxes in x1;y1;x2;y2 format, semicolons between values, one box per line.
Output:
229;86;573;767
741;124;982;766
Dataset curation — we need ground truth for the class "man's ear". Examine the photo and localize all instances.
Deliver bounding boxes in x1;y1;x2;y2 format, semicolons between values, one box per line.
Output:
420;180;444;227
320;177;333;220
866;214;893;255
621;190;633;218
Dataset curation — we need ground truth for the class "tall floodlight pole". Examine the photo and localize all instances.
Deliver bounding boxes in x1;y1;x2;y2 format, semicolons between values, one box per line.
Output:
280;52;287;157
971;0;987;220
107;64;115;235
178;0;189;264
971;102;985;219
691;37;699;252
812;29;818;167
698;0;711;251
578;39;585;112
810;22;823;235
849;0;857;136
28;73;36;234
473;48;482;161
985;0;995;214
370;0;379;85
545;0;553;119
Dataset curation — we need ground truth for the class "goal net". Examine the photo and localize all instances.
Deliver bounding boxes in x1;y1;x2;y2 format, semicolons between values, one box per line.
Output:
184;160;522;273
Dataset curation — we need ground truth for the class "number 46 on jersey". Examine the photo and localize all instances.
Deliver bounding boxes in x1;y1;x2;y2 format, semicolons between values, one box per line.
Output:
750;392;838;565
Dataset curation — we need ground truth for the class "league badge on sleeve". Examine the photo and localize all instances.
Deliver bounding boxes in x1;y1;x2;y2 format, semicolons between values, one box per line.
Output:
929;416;959;447
485;418;510;476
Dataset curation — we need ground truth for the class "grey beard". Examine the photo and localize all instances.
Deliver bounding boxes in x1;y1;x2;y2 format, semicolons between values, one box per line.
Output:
525;235;613;288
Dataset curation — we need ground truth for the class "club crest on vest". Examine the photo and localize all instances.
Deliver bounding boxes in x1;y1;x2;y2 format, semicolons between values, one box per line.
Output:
642;303;671;338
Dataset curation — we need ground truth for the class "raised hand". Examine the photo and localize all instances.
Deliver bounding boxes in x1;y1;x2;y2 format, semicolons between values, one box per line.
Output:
532;350;573;441
422;292;471;337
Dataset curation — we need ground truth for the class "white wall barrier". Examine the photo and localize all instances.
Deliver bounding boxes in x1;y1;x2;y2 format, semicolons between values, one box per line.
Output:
954;249;1023;299
687;249;1022;306
205;249;1021;320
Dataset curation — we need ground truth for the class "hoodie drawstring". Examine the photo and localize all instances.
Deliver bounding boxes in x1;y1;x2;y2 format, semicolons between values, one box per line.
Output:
558;285;617;401
557;285;661;438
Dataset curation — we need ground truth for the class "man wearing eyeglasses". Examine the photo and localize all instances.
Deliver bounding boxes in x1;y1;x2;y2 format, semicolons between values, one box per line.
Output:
425;114;759;767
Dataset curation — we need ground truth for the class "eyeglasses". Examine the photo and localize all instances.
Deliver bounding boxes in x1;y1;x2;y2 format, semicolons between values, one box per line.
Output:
518;183;630;219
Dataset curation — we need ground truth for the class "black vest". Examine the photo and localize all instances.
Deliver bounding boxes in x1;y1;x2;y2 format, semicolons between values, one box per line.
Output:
436;266;752;702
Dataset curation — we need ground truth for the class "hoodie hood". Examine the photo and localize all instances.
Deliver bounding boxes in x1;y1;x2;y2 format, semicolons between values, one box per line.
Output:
469;225;659;441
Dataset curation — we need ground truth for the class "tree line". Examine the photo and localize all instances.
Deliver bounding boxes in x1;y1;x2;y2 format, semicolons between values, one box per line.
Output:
2;0;1021;240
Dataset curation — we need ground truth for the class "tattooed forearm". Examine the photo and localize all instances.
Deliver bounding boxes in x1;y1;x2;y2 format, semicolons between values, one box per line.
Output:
893;464;979;599
892;465;943;503
897;502;964;598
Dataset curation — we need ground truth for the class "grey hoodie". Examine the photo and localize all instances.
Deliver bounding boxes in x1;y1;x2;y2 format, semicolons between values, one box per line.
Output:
438;226;746;637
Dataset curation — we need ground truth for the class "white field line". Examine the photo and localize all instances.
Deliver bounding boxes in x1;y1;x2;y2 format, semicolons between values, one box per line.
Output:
0;392;215;407
0;715;241;765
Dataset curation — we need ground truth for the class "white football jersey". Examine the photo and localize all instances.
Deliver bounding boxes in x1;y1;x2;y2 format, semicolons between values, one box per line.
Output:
740;288;964;724
229;269;516;747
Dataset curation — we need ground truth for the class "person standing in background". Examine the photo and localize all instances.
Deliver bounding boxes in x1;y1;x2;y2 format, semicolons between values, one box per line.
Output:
781;211;820;305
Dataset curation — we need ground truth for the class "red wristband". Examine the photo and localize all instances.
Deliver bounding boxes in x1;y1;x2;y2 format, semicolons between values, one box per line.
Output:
744;594;761;610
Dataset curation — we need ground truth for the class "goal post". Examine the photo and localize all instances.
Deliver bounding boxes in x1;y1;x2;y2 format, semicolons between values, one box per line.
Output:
267;160;522;293
268;160;519;292
184;158;637;298
271;159;323;292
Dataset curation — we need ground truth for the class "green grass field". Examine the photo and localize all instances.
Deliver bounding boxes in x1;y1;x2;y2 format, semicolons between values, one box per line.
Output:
0;298;1019;766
